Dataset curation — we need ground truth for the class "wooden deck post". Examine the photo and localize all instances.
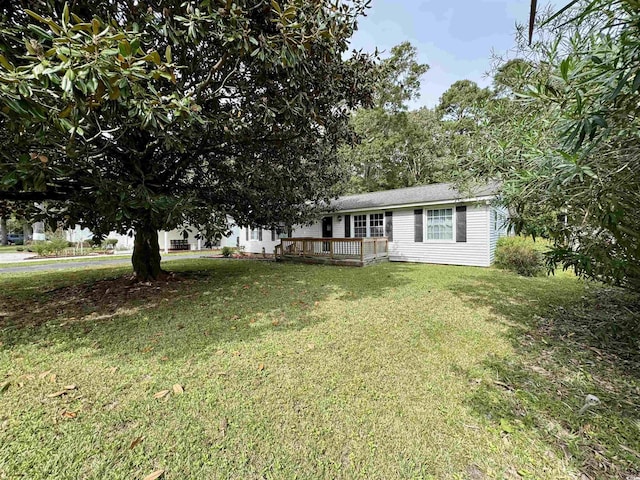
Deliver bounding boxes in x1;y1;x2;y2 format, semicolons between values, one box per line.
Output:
330;240;334;259
360;238;364;264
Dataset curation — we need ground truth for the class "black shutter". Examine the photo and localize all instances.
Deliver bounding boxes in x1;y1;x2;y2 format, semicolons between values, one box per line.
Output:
414;209;423;242
258;228;263;241
287;226;292;238
344;214;351;238
271;230;276;242
385;211;393;241
246;228;249;241
456;206;467;242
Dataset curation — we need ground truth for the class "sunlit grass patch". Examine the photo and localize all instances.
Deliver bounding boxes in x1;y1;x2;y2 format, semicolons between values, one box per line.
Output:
0;260;635;479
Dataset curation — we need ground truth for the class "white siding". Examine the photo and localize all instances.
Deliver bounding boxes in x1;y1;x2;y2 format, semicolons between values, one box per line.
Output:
231;203;495;266
489;205;510;264
388;203;491;267
236;227;280;254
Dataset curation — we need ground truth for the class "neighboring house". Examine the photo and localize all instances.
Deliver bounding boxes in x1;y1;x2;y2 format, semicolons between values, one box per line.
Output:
65;226;214;252
236;182;509;267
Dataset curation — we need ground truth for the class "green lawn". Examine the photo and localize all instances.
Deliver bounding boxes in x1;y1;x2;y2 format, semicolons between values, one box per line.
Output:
0;260;638;479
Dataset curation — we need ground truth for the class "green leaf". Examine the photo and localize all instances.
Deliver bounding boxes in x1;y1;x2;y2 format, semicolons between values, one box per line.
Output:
62;3;70;27
633;71;640;92
118;41;131;58
165;45;172;63
0;54;14;72
130;38;140;55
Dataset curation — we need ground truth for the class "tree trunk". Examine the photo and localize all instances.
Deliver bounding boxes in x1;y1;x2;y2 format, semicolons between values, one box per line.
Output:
0;217;7;246
132;223;163;281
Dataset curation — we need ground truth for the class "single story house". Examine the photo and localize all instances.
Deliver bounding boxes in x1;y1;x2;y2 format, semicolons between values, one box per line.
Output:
235;182;509;267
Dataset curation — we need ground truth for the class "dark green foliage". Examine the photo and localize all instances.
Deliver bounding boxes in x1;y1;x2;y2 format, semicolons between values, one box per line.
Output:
494;236;545;276
221;246;234;258
454;1;640;290
0;0;377;280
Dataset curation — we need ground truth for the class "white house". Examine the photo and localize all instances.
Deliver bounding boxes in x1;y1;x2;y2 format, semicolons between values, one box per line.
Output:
236;182;509;267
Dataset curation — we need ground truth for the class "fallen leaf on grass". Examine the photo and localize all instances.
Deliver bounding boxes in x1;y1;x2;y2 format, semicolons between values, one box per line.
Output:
276;351;283;357
143;470;165;480
160;356;169;361
220;417;228;436
61;410;77;419
153;390;170;399
47;385;76;398
47;390;67;398
172;384;184;395
0;381;10;393
108;366;118;374
258;363;264;371
49;374;57;383
216;350;224;355
39;370;52;379
129;436;144;449
232;351;241;356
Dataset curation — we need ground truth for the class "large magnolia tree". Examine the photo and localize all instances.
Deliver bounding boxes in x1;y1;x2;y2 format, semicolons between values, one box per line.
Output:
0;1;376;279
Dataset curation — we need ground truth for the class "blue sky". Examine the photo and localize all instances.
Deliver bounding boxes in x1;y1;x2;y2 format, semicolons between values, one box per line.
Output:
349;0;554;108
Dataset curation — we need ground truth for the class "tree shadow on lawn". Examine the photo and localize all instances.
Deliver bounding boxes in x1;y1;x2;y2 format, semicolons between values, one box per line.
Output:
448;270;640;479
0;259;413;361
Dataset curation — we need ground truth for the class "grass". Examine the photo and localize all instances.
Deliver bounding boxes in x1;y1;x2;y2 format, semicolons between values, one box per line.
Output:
0;260;638;479
0;245;20;253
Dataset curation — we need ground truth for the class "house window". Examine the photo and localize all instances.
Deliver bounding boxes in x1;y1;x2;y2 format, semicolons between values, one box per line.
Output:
369;213;384;237
250;228;261;240
426;208;453;240
353;215;367;238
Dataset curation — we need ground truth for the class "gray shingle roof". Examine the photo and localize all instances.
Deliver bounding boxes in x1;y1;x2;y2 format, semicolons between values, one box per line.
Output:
329;181;500;212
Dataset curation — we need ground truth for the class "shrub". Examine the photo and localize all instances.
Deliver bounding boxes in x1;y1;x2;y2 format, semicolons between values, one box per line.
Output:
494;236;546;276
15;247;24;252
32;237;70;257
102;238;118;249
221;246;234;258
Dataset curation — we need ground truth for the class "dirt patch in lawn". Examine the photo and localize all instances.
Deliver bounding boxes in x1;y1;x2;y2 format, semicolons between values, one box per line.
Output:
0;273;201;329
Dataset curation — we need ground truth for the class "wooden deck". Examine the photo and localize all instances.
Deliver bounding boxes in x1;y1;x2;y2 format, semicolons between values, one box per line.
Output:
275;237;389;267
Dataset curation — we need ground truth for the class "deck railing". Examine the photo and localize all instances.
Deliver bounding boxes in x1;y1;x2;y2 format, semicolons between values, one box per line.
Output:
275;237;388;264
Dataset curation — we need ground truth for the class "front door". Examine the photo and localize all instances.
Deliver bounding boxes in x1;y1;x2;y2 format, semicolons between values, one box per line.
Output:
321;216;333;252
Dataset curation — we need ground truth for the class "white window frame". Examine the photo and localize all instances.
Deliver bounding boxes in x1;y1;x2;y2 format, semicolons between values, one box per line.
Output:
425;207;455;242
369;213;384;237
353;214;367;238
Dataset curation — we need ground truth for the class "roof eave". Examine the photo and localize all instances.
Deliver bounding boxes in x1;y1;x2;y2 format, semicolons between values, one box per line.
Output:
326;195;497;214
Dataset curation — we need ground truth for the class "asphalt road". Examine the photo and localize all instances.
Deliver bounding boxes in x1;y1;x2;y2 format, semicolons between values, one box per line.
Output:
0;253;210;274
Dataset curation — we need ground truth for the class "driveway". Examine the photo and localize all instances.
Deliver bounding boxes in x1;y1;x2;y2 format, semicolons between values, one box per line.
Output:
0;253;211;274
